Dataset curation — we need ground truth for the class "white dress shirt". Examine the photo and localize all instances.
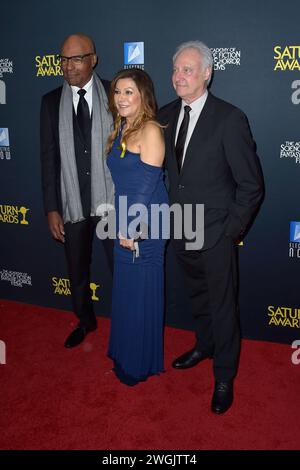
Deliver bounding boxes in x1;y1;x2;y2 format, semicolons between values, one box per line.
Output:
71;75;93;117
175;90;208;167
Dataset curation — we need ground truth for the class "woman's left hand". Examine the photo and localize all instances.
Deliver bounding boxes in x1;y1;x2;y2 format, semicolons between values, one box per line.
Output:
118;233;135;250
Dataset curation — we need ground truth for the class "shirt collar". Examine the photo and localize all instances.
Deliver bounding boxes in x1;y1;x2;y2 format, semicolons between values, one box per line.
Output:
181;89;208;113
71;75;94;97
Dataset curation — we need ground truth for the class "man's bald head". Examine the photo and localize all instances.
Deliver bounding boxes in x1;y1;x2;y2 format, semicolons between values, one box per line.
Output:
60;33;97;88
60;34;96;55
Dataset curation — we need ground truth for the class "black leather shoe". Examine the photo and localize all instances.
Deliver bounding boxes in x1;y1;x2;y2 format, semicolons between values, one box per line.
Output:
211;381;233;414
64;323;97;348
172;347;212;369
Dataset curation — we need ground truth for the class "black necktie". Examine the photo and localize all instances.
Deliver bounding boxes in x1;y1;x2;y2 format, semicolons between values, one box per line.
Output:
77;89;90;141
175;105;191;172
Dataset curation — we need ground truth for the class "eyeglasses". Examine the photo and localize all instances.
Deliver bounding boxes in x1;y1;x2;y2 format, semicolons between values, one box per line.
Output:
59;53;94;66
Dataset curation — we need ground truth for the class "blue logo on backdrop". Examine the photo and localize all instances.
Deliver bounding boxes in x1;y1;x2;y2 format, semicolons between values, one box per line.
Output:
289;221;300;259
0;128;9;147
290;221;300;242
0;128;10;160
124;42;144;69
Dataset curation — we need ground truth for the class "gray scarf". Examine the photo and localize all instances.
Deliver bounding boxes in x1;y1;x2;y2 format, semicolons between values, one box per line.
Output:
59;72;114;223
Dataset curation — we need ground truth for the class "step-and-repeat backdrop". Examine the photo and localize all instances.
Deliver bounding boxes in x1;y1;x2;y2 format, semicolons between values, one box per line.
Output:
0;0;299;344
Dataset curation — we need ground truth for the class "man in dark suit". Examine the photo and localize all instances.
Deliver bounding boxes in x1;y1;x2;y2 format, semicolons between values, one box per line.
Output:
40;34;114;348
159;41;264;414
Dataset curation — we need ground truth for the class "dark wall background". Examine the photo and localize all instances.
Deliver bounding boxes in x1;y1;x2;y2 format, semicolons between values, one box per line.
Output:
1;0;299;343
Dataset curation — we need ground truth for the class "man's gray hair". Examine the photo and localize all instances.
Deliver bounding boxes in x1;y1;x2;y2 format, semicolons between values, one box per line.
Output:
173;40;213;86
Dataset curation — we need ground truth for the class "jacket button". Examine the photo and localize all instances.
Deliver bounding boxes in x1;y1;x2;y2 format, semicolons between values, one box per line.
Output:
178;184;185;189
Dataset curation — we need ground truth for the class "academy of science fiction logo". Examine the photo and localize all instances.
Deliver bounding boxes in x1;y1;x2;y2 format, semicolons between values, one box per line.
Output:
0;58;13;78
124;42;144;70
52;277;100;300
0;205;30;224
280;141;300;164
0;58;13;105
35;54;63;77
273;46;300;71
268;306;300;328
0;269;32;287
211;47;241;70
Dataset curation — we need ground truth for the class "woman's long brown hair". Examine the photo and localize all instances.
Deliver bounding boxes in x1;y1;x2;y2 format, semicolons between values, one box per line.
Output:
106;68;160;155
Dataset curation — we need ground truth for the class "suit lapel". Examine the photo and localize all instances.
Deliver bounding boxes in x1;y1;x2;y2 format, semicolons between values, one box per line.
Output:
165;99;181;176
170;101;181;153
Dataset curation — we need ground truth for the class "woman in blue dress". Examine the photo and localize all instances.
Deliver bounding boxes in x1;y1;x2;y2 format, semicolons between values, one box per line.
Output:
106;69;168;386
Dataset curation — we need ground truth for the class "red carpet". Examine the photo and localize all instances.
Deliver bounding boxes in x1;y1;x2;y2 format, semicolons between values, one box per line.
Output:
0;299;299;450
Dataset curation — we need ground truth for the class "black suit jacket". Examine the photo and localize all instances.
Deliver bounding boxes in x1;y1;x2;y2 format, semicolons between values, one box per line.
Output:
158;92;264;250
40;77;110;216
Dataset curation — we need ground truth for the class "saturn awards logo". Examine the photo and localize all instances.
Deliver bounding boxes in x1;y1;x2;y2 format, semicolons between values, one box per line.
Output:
124;42;144;70
274;46;300;71
0;204;30;224
52;277;100;300
268;305;300;329
35;54;63;77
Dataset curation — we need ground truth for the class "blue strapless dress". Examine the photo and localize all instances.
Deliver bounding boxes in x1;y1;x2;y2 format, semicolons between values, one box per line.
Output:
106;132;168;385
